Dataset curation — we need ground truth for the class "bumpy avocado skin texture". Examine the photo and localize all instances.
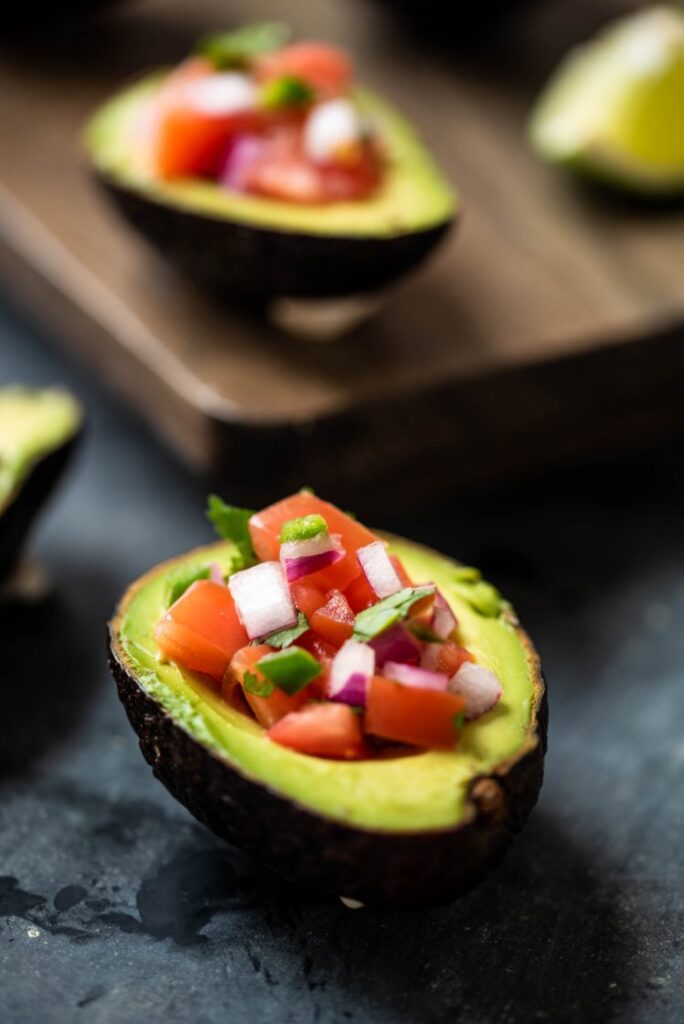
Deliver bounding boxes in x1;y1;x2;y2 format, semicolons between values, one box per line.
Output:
87;77;455;301
108;538;546;907
0;389;82;581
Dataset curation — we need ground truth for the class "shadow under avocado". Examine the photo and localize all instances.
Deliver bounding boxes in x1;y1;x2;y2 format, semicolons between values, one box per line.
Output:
101;810;639;1023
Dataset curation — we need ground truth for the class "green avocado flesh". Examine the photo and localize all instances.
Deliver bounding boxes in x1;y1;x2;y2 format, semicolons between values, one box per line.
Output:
118;538;538;833
0;388;81;510
86;75;456;238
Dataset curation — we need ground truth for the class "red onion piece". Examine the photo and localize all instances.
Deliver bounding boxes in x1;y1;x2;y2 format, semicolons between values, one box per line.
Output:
449;662;502;719
383;661;449;691
357;541;403;600
327;639;375;706
229;561;297;640
431;590;458;640
369;624;421;667
209;562;224;585
280;533;344;582
218;134;266;192
283;549;343;582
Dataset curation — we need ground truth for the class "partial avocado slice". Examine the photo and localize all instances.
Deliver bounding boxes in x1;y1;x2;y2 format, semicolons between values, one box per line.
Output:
0;388;82;581
529;6;684;195
85;74;456;304
108;537;546;907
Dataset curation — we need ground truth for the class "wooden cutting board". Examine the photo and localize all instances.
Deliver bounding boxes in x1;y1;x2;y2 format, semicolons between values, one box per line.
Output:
0;0;682;509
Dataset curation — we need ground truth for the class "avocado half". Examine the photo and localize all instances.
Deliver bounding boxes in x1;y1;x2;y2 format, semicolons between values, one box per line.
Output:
0;388;82;582
86;75;456;302
108;537;546;907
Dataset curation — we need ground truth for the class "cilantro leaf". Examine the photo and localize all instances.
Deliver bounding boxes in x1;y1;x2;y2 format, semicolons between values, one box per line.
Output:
243;670;275;698
352;586;435;642
166;564;211;606
198;22;291;69
258;612;310;649
206;495;256;571
453;711;465;733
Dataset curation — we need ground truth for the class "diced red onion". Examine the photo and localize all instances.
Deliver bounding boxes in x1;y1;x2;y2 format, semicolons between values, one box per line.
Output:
219;135;265;192
327;639;375;706
280;534;344;582
229;561;297;640
357;541;403;599
449;662;503;719
383;661;448;691
369;624;420;667
420;643;441;672
209;562;224;585
431;590;458;640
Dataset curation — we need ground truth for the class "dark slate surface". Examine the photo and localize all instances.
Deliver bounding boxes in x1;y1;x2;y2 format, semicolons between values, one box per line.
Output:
0;300;682;1024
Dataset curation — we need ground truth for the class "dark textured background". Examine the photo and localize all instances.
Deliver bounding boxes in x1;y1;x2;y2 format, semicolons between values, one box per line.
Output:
0;299;682;1023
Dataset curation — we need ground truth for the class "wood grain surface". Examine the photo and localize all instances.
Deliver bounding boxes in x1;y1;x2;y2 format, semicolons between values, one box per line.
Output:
0;0;682;506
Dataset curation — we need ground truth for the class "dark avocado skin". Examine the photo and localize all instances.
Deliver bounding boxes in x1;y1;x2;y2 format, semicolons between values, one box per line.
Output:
0;432;81;582
108;590;546;908
99;177;454;300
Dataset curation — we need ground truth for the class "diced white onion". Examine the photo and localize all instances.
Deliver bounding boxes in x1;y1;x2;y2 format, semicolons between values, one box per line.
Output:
328;639;375;705
357;541;402;600
186;73;256;115
449;662;503;719
228;561;296;640
280;533;335;563
304;98;363;163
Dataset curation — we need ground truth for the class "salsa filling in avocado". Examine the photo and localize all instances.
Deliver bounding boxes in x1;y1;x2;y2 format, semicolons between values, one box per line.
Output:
123;24;394;205
151;493;513;764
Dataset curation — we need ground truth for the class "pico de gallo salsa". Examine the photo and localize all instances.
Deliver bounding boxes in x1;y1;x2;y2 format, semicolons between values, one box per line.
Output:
143;23;384;204
155;492;503;760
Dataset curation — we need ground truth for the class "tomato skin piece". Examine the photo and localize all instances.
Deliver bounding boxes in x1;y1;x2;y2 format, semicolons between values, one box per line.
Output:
152;58;261;179
390;555;414;588
435;641;475;677
165;580;247;648
344;571;376;612
290;580;327;619
225;645;311;727
365;676;465;749
267;702;365;758
155;579;248;680
255;43;352;97
310;589;355;647
249;493;377;589
155;619;232;681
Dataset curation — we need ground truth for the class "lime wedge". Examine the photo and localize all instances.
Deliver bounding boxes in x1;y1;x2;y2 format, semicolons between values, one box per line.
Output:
529;6;684;194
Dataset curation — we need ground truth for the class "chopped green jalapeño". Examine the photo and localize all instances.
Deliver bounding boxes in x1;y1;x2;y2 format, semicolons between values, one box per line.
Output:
256;647;322;695
280;514;328;544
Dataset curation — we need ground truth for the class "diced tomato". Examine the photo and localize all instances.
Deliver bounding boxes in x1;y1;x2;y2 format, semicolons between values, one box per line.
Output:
310;589;354;647
244;132;381;204
152;58;260;179
344;571;377;612
390;555;414;588
155;579;247;681
249;492;377;590
295;631;335;693
255;43;352;97
290;580;327;618
365;676;465;749
224;645;312;728
433;641;475;677
156;619;232;681
267;702;365;758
